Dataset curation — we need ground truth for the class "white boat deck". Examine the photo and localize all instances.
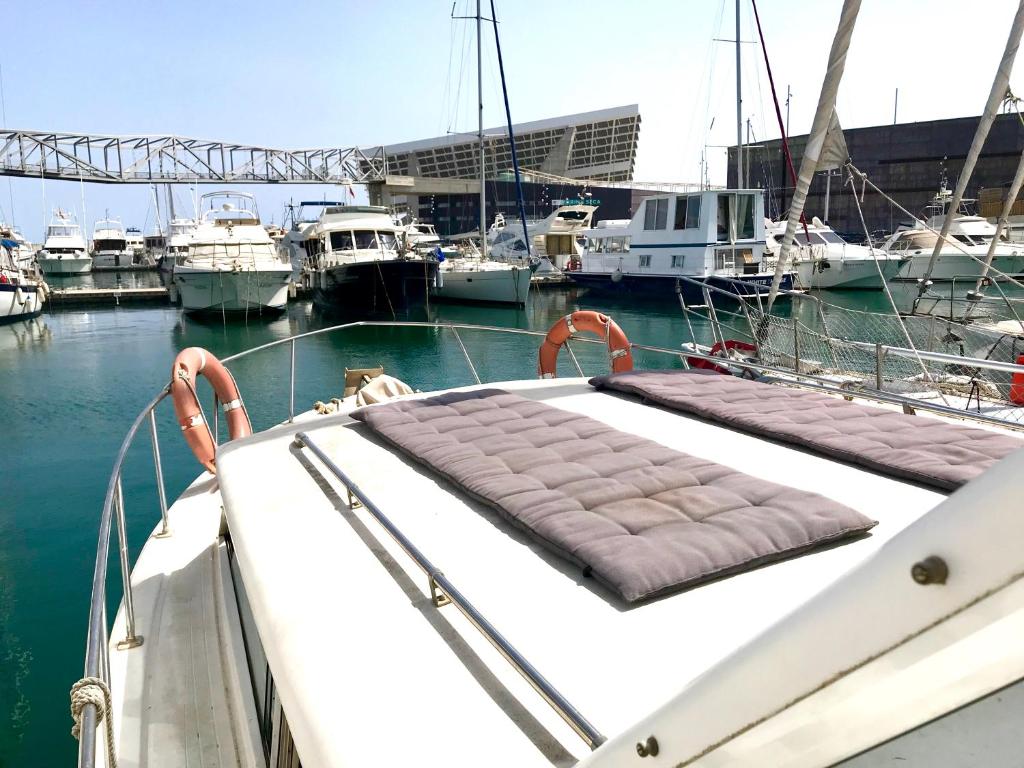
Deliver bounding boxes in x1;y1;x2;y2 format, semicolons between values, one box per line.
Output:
210;379;941;767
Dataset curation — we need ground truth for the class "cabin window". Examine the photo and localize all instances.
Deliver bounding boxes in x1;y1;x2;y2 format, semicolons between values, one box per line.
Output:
638;254;651;267
511;239;527;252
354;230;378;249
623;236;631;251
818;230;844;244
377;232;398;251
329;231;354;251
671;255;685;269
644;198;668;230
94;238;127;251
735;194;754;238
674;196;702;229
608;237;623;253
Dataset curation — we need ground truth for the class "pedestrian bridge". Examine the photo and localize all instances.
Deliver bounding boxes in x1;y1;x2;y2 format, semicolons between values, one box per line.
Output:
0;128;389;184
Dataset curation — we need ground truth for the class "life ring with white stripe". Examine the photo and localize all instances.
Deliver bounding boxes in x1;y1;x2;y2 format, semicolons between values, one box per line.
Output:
538;310;633;378
170;347;252;473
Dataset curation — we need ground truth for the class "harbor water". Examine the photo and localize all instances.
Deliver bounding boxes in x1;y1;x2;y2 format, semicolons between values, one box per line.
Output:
0;277;1009;765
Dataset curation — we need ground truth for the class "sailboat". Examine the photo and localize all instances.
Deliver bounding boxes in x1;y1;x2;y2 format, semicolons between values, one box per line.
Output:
429;0;533;306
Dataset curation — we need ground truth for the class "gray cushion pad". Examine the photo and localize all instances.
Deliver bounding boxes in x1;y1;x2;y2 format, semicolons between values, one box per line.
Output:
590;370;1023;492
351;389;875;603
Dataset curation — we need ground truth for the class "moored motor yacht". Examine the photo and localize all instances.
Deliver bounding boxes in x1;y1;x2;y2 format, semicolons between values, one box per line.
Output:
72;312;1024;768
90;217;132;268
36;210;92;275
572;189;796;300
125;227;146;261
173;191;292;315
158;218;198;275
302;205;437;313
488;202;597;274
887;186;1024;282
279;201;346;271
766;216;906;289
0;237;45;323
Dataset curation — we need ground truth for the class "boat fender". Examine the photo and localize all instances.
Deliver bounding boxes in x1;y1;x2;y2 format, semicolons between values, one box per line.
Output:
1010;354;1024;405
611;268;623;283
14;286;26;305
170;347;252;473
538;310;633;378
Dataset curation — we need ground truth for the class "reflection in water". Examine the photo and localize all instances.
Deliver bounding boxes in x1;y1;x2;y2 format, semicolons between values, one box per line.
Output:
42;269;164;291
0;317;52;353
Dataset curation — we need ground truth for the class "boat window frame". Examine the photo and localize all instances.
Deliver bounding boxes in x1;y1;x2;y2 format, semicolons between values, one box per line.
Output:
674;195;702;230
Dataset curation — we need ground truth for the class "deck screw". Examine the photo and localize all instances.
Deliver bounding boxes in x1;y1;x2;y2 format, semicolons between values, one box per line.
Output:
911;556;948;585
636;736;659;758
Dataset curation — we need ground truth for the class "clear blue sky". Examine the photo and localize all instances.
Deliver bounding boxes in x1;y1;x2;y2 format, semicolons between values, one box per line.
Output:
1;0;1021;240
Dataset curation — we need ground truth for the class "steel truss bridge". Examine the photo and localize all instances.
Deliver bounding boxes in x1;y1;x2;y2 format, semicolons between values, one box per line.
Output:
0;129;389;184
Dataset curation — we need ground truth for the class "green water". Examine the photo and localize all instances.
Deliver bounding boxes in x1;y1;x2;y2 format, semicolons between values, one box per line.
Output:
0;278;924;766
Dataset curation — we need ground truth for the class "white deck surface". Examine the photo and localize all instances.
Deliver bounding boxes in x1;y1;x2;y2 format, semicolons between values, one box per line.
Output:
216;379;944;767
107;475;264;768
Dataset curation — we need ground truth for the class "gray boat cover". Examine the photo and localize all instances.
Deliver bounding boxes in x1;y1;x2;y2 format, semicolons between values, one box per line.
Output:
351;389;875;603
589;370;1023;492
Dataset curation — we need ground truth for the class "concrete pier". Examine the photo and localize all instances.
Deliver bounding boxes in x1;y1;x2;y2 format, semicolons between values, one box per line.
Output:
47;287;171;307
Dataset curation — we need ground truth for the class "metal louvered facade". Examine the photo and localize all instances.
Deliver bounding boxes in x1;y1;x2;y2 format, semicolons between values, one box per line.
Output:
383;105;640;183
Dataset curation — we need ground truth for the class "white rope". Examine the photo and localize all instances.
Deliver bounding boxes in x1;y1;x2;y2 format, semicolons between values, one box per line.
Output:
70;676;118;768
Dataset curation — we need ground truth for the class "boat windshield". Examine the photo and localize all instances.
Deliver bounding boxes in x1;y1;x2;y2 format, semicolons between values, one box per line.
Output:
378;232;398;251
330;231;354;251
94;239;126;250
817;230;845;244
894;231;941;250
557;211;590;221
354;231;378;249
48;226;78;237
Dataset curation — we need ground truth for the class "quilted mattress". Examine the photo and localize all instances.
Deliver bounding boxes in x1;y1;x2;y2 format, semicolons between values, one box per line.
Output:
351;389;875;603
590;370;1023;492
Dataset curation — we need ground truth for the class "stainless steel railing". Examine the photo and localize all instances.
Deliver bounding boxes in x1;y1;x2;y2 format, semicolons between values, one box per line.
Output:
77;318;1024;767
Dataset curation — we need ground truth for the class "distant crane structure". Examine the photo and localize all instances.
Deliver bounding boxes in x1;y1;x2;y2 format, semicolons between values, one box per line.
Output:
0;128;389;184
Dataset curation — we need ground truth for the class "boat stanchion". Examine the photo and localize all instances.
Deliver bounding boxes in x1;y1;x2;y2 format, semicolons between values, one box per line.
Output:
148;410;171;538
289;339;296;423
113;478;143;650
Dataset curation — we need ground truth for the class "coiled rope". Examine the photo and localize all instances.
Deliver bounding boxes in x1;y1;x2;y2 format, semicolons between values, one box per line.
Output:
70;676;118;768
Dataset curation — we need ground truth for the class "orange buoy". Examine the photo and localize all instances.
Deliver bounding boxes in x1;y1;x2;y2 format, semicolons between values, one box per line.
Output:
170;347;252;473
1010;354;1024;405
538;310;633;378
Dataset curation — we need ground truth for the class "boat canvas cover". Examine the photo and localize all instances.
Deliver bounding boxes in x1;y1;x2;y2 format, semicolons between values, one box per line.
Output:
351;389;874;603
590;370;1023;492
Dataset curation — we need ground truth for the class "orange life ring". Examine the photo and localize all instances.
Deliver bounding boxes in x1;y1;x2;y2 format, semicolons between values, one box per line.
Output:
1010;354;1024;405
538;310;633;378
170;347;252;473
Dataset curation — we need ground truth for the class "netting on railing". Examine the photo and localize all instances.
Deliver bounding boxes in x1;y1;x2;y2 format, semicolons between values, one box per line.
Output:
741;299;1024;424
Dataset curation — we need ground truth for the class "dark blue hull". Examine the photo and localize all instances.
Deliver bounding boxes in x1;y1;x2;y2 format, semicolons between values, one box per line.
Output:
568;271;795;302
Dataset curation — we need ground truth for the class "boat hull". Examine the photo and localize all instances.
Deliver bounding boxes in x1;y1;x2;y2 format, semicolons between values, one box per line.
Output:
311;259;437;313
92;250;134;268
796;256;905;289
0;282;43;323
432;265;532;305
37;254;92;274
569;270;796;301
893;252;1024;282
174;266;292;314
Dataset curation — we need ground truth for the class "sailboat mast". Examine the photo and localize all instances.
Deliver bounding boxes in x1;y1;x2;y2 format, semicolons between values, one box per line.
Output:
477;0;487;258
735;0;743;189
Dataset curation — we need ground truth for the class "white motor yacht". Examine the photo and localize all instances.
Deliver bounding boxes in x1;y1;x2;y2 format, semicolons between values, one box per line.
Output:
573;189;796;300
279;201;346;271
125;227;146;261
36;210;91;275
173;192;292;315
90;217;132;268
302;205;436;313
887;187;1024;281
488;203;597;274
158;218;198;275
432;243;532;305
0;224;37;270
71;315;1024;768
0;237;45;322
766;216;906;289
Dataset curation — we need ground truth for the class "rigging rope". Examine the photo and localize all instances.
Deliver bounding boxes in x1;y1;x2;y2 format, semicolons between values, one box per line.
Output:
844;168;951;405
70;676;118;768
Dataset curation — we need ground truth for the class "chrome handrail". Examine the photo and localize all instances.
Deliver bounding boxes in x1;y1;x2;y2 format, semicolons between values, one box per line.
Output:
293;432;606;749
78;319;1024;767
